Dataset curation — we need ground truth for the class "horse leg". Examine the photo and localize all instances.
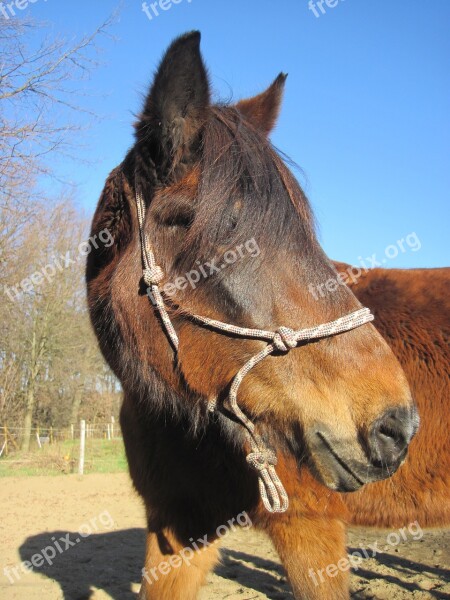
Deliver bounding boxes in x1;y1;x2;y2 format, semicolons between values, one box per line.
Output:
255;462;350;600
138;529;220;600
266;514;349;599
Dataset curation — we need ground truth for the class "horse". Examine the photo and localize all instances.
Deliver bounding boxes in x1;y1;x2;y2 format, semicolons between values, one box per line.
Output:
86;32;419;600
332;263;450;529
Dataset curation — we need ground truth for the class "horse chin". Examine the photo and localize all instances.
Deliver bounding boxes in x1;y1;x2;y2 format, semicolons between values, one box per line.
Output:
304;428;407;493
307;455;367;493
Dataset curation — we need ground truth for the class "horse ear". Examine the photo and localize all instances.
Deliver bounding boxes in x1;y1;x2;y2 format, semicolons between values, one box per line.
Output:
135;31;210;182
236;73;287;136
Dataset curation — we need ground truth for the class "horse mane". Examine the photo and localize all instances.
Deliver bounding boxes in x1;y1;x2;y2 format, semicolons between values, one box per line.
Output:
176;105;317;269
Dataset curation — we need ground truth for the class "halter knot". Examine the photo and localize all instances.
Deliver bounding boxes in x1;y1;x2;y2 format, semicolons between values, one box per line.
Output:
143;266;164;286
273;326;297;352
246;449;277;472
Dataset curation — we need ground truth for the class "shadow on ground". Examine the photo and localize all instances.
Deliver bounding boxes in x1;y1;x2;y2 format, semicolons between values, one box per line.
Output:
18;531;450;599
19;530;294;600
217;548;293;599
19;529;145;600
349;546;450;599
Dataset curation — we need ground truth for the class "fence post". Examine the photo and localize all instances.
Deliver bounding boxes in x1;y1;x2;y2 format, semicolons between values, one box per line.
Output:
78;420;86;476
70;424;74;440
107;424;111;441
111;416;115;439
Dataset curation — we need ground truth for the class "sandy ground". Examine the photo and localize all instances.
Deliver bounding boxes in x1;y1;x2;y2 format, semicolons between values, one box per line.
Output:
0;473;448;599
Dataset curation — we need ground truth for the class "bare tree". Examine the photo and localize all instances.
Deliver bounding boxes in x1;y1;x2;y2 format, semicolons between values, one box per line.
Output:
0;13;119;448
0;199;118;448
0;14;114;206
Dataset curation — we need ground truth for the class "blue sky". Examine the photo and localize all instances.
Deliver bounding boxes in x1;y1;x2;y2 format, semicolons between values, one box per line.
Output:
25;0;449;268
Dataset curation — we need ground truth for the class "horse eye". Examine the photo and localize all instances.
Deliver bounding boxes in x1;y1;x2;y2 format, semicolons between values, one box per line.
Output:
167;212;194;228
153;199;195;229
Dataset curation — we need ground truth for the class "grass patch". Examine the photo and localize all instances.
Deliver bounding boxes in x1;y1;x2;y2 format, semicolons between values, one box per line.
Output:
0;438;127;477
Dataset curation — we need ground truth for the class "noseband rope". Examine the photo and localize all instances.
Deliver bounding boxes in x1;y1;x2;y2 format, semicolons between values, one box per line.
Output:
135;184;374;513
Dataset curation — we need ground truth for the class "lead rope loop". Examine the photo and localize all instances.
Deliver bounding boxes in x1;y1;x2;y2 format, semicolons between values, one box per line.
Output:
134;180;374;514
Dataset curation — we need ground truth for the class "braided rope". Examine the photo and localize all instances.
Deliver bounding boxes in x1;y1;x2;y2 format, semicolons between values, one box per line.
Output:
136;189;179;351
134;182;374;514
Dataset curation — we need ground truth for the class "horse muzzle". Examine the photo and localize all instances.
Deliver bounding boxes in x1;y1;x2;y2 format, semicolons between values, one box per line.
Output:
306;406;420;492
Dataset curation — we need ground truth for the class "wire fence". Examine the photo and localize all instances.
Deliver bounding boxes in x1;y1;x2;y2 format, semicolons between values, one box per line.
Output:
0;419;127;476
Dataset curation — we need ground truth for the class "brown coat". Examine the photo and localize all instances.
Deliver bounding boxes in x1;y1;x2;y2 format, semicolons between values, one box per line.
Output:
334;263;450;527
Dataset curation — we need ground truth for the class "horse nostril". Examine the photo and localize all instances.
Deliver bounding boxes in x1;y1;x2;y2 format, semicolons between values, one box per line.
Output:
368;408;413;468
379;422;404;443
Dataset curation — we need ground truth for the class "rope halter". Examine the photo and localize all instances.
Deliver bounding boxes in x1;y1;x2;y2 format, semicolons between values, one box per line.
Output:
134;182;374;513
